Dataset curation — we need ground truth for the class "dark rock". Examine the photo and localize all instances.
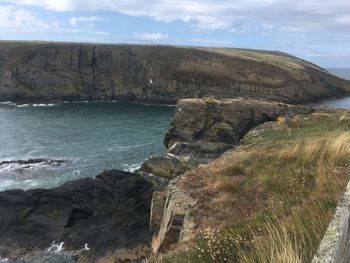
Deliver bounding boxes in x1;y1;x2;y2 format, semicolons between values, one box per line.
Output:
0;170;155;261
0;42;349;104
0;159;66;166
139;155;190;179
164;98;314;164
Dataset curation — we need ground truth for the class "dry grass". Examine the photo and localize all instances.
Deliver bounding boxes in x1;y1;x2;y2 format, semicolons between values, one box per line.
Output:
163;111;350;263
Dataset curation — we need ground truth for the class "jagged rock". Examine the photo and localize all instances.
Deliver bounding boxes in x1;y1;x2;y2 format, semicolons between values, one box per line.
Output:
0;170;155;261
139;155;190;179
164;98;314;164
150;177;197;254
149;191;167;233
0;42;349;104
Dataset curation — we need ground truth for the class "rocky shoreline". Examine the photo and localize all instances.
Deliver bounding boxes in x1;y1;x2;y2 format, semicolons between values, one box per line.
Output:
1;42;350;262
0;98;325;262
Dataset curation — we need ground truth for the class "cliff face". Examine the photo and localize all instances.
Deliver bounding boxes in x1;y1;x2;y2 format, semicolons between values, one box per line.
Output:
0;41;349;103
163;98;313;164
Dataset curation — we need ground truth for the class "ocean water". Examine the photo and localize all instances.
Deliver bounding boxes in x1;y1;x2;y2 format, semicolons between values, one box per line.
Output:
321;68;350;108
0;102;174;191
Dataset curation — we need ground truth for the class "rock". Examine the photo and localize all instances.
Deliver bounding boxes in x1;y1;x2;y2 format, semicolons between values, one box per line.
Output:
139;155;190;179
0;159;66;166
164;98;314;164
150;177;197;254
0;42;349;104
149;191;167;233
0;169;155;261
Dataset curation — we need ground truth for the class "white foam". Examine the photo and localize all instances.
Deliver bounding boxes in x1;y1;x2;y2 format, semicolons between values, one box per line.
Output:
46;241;90;256
125;162;142;172
16;104;30;108
0;101;13;105
32;103;57;107
47;241;65;253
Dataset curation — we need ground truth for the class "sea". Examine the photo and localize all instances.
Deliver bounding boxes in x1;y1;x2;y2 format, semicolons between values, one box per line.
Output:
0;102;174;191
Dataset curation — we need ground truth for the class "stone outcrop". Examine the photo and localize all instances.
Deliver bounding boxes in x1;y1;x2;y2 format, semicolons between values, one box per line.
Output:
163;98;314;164
0;41;349;104
0;170;155;261
139;155;191;179
150;176;197;254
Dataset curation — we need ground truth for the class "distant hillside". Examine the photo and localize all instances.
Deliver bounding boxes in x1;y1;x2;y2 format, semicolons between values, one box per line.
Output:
0;41;349;103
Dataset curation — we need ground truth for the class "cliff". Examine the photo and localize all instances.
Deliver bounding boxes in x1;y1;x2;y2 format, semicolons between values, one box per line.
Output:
147;102;350;262
0;41;349;103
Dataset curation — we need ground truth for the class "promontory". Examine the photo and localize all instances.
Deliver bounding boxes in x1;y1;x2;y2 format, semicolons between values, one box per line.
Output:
0;41;349;103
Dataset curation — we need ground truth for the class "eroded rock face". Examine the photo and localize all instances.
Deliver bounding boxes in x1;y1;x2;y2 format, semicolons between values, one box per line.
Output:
150;177;197;254
149;98;317;254
164;98;314;164
0;42;349;104
0;170;154;261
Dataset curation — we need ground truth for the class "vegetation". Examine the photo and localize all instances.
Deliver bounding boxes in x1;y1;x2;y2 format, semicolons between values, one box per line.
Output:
164;111;350;262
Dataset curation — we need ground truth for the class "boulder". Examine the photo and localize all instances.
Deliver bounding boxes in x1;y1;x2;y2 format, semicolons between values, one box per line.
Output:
0;170;155;261
139;155;190;179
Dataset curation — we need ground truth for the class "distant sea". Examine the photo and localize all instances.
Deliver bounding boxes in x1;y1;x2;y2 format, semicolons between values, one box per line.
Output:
320;68;350;108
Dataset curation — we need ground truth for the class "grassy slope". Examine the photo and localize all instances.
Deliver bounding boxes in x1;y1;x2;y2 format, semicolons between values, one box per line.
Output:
164;110;350;263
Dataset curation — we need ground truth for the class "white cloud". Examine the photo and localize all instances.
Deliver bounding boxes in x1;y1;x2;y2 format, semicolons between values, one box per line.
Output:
134;32;169;41
8;0;350;32
0;4;111;40
69;16;105;26
0;5;56;32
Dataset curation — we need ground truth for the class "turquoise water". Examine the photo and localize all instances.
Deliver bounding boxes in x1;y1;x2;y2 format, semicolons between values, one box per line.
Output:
0;102;174;191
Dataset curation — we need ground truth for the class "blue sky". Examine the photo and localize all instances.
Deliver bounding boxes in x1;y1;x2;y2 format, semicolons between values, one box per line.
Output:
0;0;349;68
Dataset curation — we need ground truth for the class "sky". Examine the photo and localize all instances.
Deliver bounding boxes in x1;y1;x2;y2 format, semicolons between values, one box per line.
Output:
0;0;349;68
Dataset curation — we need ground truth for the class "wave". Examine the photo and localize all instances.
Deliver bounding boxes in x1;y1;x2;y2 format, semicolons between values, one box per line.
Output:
124;162;142;172
0;102;58;107
32;103;57;107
